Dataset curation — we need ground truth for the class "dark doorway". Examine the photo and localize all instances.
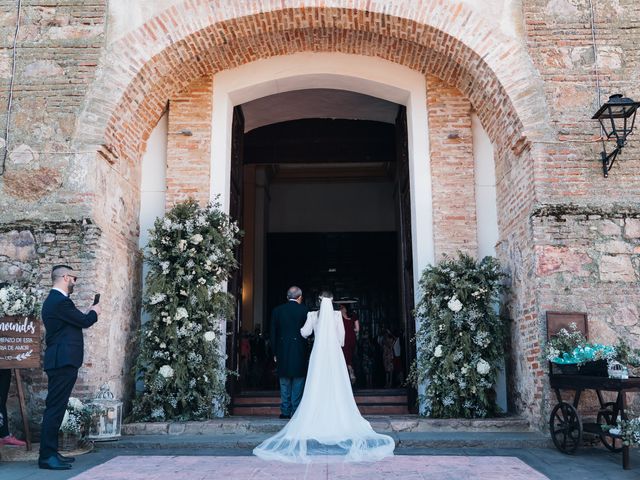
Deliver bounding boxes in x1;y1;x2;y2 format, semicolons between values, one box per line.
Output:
228;91;415;413
257;232;400;390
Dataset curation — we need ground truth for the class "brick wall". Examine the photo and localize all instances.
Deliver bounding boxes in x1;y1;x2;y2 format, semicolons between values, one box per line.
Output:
427;75;478;259
0;1;638;429
166;76;213;208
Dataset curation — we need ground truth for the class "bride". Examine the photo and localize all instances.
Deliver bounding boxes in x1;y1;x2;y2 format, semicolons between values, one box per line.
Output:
253;291;395;463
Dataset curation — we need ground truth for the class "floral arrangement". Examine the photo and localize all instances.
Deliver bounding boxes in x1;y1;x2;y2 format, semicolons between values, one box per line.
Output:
60;397;91;436
130;199;240;421
603;418;640;446
408;253;507;418
0;284;39;317
542;323;618;366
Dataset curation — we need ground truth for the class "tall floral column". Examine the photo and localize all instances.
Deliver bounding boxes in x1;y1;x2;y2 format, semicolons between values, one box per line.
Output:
409;254;507;418
130;199;240;421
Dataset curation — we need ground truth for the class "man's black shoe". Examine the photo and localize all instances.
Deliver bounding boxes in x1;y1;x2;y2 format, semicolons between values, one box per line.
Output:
38;455;73;470
279;414;291;419
57;452;75;463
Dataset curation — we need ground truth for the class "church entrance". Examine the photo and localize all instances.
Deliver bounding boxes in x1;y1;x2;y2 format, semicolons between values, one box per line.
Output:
226;89;416;414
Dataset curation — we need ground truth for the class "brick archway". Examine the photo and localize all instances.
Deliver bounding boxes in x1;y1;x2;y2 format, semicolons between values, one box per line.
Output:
80;2;552;423
78;2;551;169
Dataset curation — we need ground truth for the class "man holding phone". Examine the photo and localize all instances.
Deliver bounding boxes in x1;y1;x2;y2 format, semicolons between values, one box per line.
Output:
38;265;100;470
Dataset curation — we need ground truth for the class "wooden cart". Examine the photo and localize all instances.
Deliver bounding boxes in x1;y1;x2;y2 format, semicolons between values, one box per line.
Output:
549;374;639;469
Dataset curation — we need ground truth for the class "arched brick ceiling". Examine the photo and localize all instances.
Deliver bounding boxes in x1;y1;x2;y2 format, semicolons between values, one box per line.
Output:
78;6;549;166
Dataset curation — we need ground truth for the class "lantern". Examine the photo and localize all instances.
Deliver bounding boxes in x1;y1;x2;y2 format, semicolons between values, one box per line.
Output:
87;384;122;441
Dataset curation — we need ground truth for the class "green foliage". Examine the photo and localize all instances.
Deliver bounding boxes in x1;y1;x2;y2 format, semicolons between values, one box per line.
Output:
130;199;241;421
408;253;507;418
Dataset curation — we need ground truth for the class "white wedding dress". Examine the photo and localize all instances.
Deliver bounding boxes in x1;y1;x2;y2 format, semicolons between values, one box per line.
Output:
253;297;395;463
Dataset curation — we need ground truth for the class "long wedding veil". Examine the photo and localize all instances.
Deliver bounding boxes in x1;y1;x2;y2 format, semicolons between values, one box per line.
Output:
253;297;395;463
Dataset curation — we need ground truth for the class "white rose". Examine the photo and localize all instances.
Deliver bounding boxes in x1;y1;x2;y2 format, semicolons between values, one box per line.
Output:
476;359;491;375
190;234;203;245
447;295;463;313
204;331;216;342
159;365;174;378
434;345;443;358
68;397;84;409
174;307;188;320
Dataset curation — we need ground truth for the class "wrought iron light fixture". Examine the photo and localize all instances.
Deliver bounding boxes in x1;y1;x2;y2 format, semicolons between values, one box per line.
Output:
592;94;640;177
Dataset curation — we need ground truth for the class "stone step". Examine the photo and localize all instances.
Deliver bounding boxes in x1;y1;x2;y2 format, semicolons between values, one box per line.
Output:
232;394;408;405
232;404;409;415
102;431;551;451
123;415;532;436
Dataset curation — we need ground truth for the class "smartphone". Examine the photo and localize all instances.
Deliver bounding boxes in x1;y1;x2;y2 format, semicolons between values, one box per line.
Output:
93;293;101;305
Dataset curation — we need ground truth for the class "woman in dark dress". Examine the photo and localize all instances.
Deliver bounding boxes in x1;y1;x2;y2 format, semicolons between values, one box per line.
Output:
339;304;359;384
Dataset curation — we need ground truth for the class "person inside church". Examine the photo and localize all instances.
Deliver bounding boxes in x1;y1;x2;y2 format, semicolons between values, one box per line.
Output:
339;303;359;385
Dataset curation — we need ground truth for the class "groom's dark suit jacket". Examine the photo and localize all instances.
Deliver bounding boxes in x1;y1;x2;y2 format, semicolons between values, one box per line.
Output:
271;300;309;378
42;289;98;370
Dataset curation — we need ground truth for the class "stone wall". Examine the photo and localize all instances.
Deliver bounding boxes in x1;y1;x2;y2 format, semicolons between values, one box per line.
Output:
0;220;108;438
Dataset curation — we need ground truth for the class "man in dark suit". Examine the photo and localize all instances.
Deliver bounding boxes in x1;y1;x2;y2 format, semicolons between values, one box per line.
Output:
38;265;100;470
270;286;308;419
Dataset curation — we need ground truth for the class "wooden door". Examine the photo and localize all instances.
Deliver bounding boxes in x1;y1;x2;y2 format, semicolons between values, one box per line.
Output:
227;106;244;394
395;106;417;411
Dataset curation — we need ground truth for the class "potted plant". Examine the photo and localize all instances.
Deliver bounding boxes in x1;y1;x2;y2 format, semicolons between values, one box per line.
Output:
58;397;91;451
603;418;640;446
543;323;628;376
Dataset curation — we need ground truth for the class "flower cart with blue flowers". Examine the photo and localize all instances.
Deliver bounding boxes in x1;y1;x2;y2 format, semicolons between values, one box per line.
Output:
545;312;639;470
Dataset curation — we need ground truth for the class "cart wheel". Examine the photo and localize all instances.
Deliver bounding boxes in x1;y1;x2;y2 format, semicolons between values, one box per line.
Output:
597;402;624;453
549;401;582;454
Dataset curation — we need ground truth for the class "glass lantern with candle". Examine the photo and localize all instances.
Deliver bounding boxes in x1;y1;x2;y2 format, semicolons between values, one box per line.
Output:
87;384;123;441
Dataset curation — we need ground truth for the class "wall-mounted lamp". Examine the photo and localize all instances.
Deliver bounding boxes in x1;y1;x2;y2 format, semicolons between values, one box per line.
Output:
592;94;640;177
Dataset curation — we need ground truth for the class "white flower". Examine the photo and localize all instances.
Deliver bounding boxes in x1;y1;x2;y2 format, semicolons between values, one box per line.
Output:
174;307;188;320
149;293;166;305
68;397;84;409
204;331;216;342
178;239;187;251
476;359;491;375
434;345;443;357
190;233;203;245
447;295;463;313
159;365;174;378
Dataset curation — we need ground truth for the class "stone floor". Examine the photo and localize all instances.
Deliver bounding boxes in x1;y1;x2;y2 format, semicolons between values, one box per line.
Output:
68;455;548;480
1;445;639;480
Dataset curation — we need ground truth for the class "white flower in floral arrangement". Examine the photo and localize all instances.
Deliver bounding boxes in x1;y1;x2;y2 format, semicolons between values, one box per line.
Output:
159;365;174;378
198;278;206;285
434;345;443;357
159;342;166;349
149;293;166;305
204;331;216;341
68;397;84;410
178;239;187;251
174;307;188;320
160;261;170;274
447;295;463;313
190;233;203;245
476;359;491;375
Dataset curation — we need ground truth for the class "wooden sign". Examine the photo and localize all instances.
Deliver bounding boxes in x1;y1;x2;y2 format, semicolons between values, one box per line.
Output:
0;315;41;369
